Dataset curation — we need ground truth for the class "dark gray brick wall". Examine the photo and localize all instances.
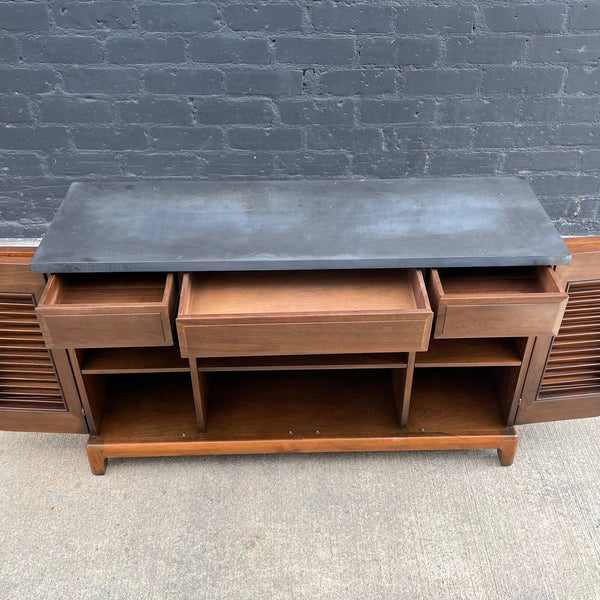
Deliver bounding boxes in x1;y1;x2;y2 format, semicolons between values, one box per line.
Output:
1;0;600;236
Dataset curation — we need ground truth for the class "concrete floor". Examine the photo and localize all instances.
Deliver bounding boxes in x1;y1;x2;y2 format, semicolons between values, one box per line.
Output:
1;418;599;600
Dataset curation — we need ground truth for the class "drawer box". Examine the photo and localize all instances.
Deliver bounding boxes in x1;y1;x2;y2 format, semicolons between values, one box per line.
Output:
177;269;433;358
36;273;177;349
428;267;568;339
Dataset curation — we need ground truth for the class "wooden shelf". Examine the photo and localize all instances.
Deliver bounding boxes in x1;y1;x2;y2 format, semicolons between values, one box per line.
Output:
86;369;517;473
415;339;522;367
195;353;408;372
81;347;189;374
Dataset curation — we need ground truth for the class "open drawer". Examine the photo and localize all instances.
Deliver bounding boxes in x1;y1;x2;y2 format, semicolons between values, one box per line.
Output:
428;266;568;339
36;273;177;349
177;269;433;358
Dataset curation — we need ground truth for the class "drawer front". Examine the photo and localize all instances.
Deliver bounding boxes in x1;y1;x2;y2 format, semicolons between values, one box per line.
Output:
435;301;566;339
179;318;431;358
39;312;172;349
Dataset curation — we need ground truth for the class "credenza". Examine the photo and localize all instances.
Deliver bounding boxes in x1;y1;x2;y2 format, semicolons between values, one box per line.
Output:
1;178;599;474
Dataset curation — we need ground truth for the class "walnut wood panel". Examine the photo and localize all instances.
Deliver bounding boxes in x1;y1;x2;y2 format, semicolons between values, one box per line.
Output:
517;237;600;424
69;349;106;435
0;249;87;433
195;353;408;371
177;269;433;357
86;369;518;474
81;346;190;374
429;266;568;338
415;338;523;367
36;273;177;349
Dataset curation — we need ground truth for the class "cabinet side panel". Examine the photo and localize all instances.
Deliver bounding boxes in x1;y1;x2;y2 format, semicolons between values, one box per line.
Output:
516;237;600;424
0;249;87;433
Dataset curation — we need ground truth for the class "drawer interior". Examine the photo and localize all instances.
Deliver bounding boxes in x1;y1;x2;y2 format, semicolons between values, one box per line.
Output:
180;269;426;318
434;266;561;296
46;273;169;306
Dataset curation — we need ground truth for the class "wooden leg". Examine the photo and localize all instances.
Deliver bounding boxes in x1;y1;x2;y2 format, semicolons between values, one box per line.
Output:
392;352;415;429
189;358;209;433
86;445;107;476
497;438;518;466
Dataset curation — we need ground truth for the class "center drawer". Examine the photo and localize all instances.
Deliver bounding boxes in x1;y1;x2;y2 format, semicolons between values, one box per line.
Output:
177;270;432;358
36;273;177;349
428;266;568;339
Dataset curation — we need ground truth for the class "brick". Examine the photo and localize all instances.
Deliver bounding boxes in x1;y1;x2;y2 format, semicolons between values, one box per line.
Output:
577;199;600;219
530;35;600;64
566;67;600;93
0;126;68;149
226;70;301;96
145;68;222;94
61;67;140;92
195;98;273;124
0;3;48;31
0;36;17;62
570;3;600;30
0;154;44;177
485;5;566;33
396;6;476;34
307;126;383;152
312;2;392;34
276;38;354;65
139;3;219;32
360;37;438;66
353;152;426;177
116;97;192;124
122;153;199;176
229;127;302;150
483;67;563;94
190;38;270;64
54;2;134;29
278;152;350;177
562;97;600;122
0;96;33;123
539;197;580;220
404;70;481;95
48;153;122;176
520;97;563;122
361;99;434;123
72;126;148;149
280;99;354;124
524;96;600;124
447;37;526;64
582;150;600;170
473;124;551;148
224;4;302;32
428;152;501;176
39;98;112;123
202;152;275;177
22;36;102;64
148;127;223;150
441;98;520;123
550;124;600;146
0;69;57;93
529;174;600;197
388;125;473;151
505;151;581;172
107;37;185;64
320;69;396;95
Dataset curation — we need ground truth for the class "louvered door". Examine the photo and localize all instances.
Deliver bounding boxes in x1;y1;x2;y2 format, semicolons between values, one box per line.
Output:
517;237;600;424
0;248;87;433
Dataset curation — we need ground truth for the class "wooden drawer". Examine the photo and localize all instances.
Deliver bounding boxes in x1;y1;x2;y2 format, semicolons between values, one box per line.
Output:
177;269;432;358
36;273;177;349
428;266;568;339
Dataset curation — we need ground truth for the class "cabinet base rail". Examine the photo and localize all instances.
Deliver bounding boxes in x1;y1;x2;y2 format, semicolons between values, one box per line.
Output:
86;432;519;475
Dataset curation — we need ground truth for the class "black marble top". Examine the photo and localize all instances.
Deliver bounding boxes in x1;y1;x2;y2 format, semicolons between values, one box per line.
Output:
31;177;570;273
